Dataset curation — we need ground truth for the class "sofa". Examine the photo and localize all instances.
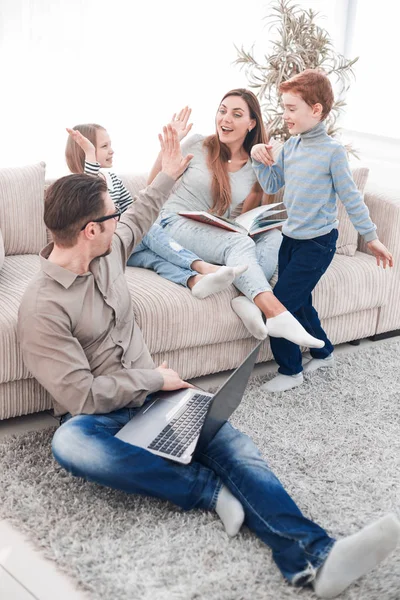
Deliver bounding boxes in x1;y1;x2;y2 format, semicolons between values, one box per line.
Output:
0;160;399;420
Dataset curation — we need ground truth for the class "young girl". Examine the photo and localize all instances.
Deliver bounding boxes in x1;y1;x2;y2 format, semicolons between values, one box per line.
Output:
65;110;247;299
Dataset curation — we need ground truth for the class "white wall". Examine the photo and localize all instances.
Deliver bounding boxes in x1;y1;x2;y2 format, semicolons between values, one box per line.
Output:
1;0;395;177
0;0;269;176
342;0;400;139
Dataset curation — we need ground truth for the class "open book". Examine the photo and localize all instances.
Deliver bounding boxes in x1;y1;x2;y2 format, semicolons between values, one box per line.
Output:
179;203;286;237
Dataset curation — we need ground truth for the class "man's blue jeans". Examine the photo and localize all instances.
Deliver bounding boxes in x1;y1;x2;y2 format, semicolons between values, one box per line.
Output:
127;223;200;287
271;229;338;376
52;410;334;585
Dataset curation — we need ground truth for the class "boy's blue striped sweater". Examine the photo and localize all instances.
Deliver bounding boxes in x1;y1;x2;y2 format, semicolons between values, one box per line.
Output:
252;121;377;242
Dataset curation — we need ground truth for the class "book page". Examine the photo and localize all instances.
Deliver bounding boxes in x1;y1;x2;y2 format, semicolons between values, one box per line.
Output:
249;219;286;237
179;211;245;233
234;202;283;231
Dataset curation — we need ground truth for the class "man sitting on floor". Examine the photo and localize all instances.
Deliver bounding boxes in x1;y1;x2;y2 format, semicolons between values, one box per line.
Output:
18;125;399;599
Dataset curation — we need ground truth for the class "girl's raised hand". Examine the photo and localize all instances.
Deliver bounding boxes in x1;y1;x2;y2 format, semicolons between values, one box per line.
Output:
169;106;193;142
66;128;96;161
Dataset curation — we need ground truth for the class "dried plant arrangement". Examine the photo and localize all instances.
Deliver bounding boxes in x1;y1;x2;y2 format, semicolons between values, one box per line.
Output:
235;0;358;151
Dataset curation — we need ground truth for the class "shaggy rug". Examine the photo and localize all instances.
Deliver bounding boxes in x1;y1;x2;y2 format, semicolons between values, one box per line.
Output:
1;340;400;600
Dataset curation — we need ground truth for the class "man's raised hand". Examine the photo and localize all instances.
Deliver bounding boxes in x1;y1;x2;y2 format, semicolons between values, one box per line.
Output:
159;125;193;180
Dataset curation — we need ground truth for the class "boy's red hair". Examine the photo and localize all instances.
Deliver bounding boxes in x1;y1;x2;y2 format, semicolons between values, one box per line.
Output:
279;69;334;120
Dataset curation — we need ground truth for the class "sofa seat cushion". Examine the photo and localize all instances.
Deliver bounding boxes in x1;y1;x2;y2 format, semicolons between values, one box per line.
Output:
126;251;390;353
313;251;391;319
1;250;390;385
125;267;247;354
0;255;41;383
1;255;247;385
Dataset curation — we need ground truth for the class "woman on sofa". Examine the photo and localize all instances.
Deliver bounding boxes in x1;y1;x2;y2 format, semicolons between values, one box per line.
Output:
153;89;324;348
65;116;247;300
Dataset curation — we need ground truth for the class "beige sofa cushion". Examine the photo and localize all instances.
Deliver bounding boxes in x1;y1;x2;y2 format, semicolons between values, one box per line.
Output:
312;251;390;320
1;250;390;384
0;230;4;272
0;163;47;255
336;167;369;256
119;173;148;198
125;250;390;355
0;255;41;384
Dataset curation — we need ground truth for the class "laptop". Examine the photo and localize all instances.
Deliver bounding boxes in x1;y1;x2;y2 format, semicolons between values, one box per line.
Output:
115;343;261;464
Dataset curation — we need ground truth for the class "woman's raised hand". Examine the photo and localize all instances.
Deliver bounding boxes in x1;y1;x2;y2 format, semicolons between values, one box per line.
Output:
251;144;275;166
66;128;96;162
169;106;193;141
159;125;193;180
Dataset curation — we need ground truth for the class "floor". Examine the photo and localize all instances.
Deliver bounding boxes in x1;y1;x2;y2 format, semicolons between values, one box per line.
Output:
0;336;398;599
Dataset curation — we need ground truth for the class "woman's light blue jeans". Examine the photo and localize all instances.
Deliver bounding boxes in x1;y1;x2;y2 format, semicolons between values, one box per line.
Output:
159;214;282;300
127;223;200;287
52;409;334;586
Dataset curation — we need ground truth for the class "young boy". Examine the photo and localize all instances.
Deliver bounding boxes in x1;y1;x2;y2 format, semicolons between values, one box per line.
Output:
251;69;394;393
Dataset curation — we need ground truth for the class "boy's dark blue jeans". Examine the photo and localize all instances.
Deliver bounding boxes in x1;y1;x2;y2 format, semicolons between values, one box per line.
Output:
271;229;338;376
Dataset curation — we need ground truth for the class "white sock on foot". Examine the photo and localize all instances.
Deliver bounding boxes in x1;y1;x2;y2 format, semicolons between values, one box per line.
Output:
261;372;304;393
191;265;248;299
215;485;245;537
231;296;268;340
303;353;335;373
313;514;400;599
267;311;325;349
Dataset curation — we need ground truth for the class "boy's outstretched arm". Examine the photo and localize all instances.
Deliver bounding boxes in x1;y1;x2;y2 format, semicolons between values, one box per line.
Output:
251;144;285;194
330;146;394;268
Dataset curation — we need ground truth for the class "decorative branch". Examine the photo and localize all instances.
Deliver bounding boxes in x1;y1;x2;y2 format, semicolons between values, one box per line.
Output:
234;0;358;155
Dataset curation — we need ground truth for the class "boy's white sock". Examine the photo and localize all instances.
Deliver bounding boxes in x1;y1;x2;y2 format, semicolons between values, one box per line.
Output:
303;353;334;373
313;514;400;599
261;372;303;393
231;296;268;340
267;311;325;349
192;265;248;299
215;485;245;537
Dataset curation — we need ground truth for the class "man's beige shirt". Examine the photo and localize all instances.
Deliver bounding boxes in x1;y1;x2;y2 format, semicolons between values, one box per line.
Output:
18;172;175;417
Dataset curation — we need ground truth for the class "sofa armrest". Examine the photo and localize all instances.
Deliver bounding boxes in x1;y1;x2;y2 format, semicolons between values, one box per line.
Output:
357;185;400;263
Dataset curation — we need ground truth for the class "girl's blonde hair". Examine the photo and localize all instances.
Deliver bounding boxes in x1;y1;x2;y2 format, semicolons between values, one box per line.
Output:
203;89;268;216
65;123;105;173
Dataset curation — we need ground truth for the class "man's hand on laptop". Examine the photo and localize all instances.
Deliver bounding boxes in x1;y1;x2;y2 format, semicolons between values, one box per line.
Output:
156;361;195;391
159;125;193;180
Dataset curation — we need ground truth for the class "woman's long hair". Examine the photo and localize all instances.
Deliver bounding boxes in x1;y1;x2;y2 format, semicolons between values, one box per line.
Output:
203;89;268;216
65;123;105;173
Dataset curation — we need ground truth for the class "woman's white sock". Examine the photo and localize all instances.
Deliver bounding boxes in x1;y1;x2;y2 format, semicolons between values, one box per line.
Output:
215;485;245;537
313;513;400;598
267;311;325;349
192;265;248;299
231;296;268;340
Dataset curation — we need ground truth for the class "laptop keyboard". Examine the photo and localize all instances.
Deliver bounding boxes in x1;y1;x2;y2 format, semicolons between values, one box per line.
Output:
148;393;213;457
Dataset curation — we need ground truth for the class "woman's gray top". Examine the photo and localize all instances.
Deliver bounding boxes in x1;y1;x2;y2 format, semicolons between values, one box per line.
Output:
161;134;257;218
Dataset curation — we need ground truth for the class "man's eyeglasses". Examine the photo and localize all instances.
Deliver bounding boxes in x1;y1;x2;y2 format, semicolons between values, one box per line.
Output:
81;210;122;231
